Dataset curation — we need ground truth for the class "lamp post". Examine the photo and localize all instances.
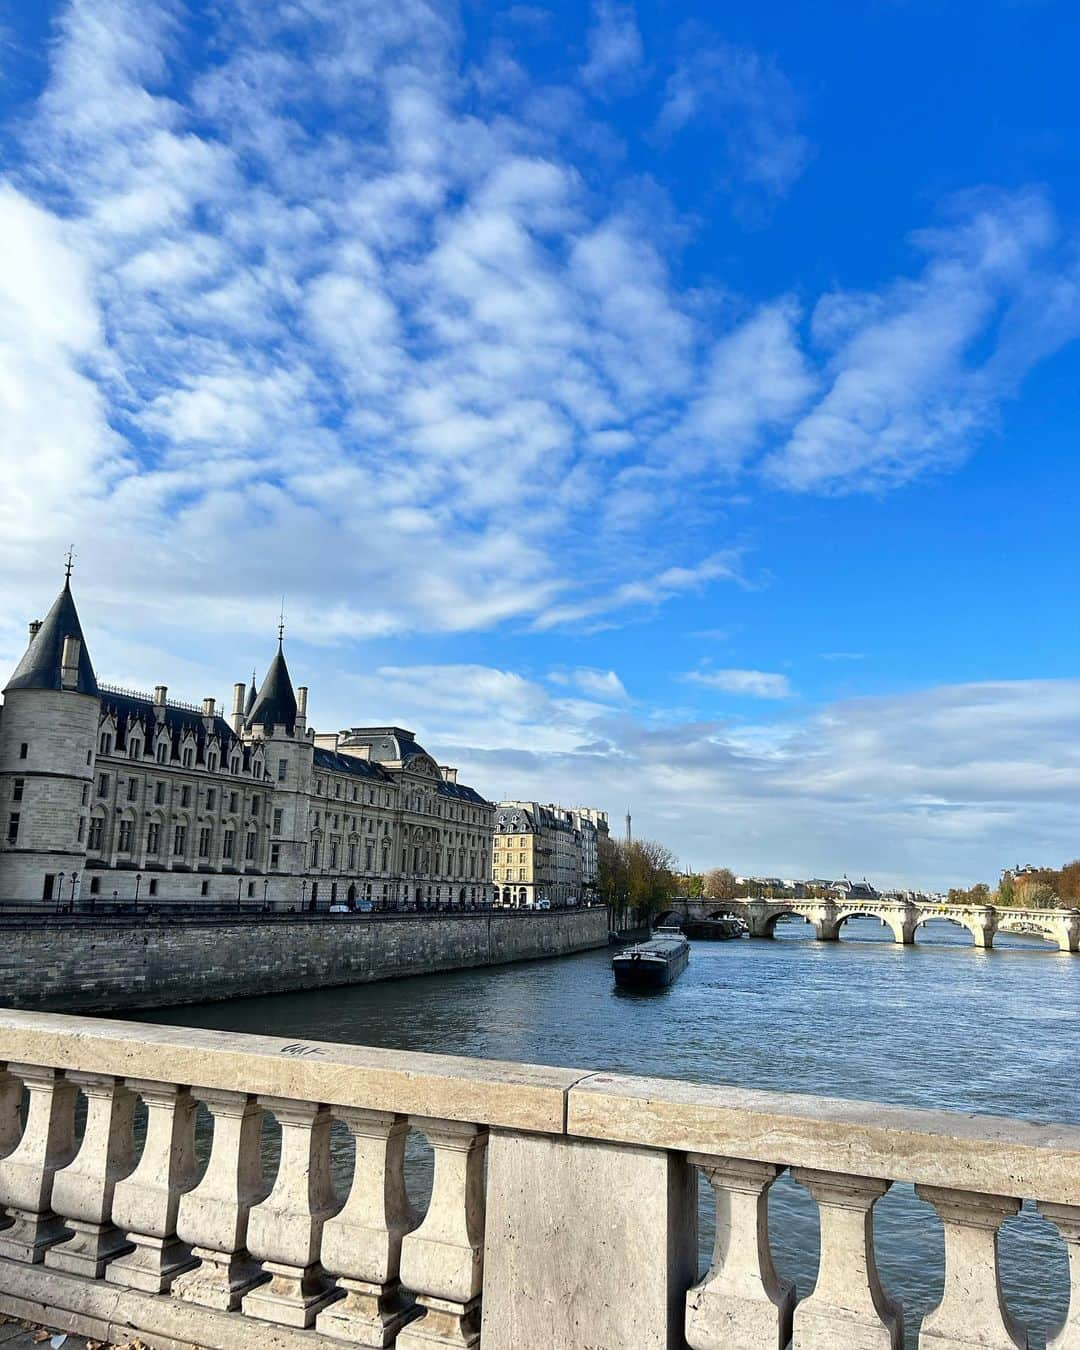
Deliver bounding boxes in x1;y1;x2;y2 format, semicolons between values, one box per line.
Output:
263;878;269;911
70;872;78;911
134;872;142;912
55;873;65;915
237;876;243;911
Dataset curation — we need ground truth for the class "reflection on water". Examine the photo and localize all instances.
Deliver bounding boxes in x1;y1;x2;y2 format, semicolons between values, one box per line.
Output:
135;918;1078;1348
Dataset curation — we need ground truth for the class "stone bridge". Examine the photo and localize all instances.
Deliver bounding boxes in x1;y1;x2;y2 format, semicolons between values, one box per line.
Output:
659;896;1080;951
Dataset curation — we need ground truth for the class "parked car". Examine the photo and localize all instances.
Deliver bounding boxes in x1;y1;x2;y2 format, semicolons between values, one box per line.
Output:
535;898;551;910
328;903;349;913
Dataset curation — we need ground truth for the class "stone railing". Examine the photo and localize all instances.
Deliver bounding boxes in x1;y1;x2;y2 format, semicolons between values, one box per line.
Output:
0;1010;1076;1349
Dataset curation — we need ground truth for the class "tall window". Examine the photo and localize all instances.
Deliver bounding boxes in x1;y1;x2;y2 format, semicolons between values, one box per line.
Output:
251;794;261;816
277;759;287;781
181;786;191;808
182;748;194;768
223;830;234;859
229;791;238;814
147;823;160;855
272;809;283;834
18;742;27;759
205;788;215;811
99;733;112;754
155;781;165;805
87;818;103;851
330;841;338;868
245;832;256;861
127;779;138;802
117;819;133;852
12;779;24;802
311;841;320;868
173;824;187;855
6;813;19;845
198;827;212;858
157;742;167;763
270;843;280;870
128;740;140;759
348;843;356;868
97;773;109;797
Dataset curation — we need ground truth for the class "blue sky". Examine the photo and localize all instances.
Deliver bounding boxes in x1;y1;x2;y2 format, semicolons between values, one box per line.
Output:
2;0;1080;887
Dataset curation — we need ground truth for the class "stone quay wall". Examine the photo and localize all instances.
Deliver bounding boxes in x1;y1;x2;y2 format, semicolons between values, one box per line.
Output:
0;907;608;1013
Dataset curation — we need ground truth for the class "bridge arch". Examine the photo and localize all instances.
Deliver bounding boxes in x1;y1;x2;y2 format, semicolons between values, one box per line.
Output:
759;909;816;938
833;909;894;941
990;913;1070;951
913;914;985;948
654;910;680;928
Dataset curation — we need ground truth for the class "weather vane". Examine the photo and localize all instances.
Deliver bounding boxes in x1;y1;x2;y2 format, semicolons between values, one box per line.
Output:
64;546;75;581
278;597;286;643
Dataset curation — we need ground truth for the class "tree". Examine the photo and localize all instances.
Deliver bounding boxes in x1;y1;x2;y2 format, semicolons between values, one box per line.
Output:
597;836;679;928
703;867;737;901
686;873;705;898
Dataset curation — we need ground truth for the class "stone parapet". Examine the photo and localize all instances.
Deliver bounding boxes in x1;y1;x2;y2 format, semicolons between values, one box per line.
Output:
0;1009;1076;1348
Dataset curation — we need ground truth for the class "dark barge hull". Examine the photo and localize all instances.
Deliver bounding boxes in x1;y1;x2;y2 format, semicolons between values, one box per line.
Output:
612;940;690;989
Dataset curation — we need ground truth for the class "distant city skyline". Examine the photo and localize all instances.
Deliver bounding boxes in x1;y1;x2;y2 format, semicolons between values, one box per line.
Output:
3;1;1080;887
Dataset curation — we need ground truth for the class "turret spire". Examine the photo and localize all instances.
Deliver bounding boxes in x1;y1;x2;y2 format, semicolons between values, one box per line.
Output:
4;573;98;696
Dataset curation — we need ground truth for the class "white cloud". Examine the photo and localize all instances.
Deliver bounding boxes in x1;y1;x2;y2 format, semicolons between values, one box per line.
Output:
684;668;794;699
548;668;629;701
656;30;812;207
580;1;645;96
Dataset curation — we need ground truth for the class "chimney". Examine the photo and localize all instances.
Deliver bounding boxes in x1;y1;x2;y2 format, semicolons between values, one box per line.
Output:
202;696;216;731
296;686;308;731
153;685;167;722
440;766;458;784
231;682;246;734
60;636;81;690
28;620;42;641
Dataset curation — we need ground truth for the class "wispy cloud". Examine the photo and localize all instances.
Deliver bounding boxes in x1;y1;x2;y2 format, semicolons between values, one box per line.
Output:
656;27;812;209
683;668;794;699
548;667;630;701
580;0;645;96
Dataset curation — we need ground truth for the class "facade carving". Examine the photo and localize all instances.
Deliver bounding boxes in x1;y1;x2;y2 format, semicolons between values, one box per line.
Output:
0;576;493;908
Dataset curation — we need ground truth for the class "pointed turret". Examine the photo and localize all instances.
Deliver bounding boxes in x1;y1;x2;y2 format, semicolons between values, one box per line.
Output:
4;574;98;696
244;669;257;717
247;642;297;736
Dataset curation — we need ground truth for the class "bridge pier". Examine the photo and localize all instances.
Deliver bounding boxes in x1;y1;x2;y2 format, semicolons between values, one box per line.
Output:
880;910;917;946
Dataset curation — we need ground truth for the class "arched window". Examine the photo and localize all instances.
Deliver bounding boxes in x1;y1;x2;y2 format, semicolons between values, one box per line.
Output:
207;753;218;772
157;742;168;764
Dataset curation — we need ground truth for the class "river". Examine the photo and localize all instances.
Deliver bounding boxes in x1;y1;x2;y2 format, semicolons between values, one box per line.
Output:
136;917;1079;1348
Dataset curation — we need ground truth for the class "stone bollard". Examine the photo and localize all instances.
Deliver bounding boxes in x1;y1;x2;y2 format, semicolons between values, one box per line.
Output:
242;1097;341;1328
915;1187;1025;1348
0;1064;77;1262
397;1119;488;1350
317;1108;420;1345
45;1072;137;1278
172;1090;267;1311
1037;1202;1080;1350
685;1154;795;1350
106;1080;199;1292
790;1168;902;1349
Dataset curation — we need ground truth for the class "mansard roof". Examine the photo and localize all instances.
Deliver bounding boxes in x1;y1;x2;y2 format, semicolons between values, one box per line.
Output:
312;747;393;782
97;689;255;767
4;579;99;697
337;726;424;764
247;642;297;735
436;778;489;807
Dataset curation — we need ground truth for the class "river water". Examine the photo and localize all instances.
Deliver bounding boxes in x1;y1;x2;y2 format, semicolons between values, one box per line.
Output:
137;917;1080;1347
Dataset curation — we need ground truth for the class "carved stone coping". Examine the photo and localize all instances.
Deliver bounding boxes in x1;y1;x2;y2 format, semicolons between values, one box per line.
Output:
566;1073;1080;1206
0;1010;586;1134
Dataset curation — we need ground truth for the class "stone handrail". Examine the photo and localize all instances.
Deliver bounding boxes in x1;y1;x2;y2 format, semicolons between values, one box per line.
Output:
0;1009;1074;1348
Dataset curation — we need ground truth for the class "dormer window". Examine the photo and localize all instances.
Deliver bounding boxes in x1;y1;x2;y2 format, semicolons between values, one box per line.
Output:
128;740;141;759
182;748;194;769
208;753;218;773
230;756;240;775
99;733;112;755
157;742;168;764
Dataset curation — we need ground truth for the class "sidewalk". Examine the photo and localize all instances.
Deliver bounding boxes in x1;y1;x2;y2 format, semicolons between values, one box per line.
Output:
0;1317;136;1349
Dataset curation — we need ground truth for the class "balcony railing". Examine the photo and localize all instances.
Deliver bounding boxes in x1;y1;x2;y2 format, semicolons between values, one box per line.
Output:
0;1009;1076;1348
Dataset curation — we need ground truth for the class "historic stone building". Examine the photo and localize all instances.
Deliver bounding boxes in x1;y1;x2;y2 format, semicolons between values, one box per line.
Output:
0;573;493;908
491;802;607;907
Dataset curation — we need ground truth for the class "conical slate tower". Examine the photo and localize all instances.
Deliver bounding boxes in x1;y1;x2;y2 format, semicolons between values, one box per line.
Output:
247;640;297;736
4;574;98;696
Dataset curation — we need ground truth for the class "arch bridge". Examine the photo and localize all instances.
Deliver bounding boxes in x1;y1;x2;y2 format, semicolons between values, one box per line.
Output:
658;897;1080;952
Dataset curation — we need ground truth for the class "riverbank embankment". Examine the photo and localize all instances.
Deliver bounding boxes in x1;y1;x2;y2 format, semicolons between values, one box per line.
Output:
0;907;609;1013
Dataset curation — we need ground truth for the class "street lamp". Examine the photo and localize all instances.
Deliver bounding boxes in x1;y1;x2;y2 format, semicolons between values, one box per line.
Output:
263;878;269;911
134;873;142;911
70;873;78;910
237;876;243;911
55;873;65;915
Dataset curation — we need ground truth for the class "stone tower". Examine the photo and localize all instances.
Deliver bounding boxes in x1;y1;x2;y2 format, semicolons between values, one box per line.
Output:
0;572;100;903
243;633;313;905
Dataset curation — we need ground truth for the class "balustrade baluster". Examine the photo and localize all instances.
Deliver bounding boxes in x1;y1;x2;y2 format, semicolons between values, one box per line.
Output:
317;1107;420;1345
685;1154;795;1350
106;1079;199;1292
790;1168;902;1349
0;1066;21;1164
397;1118;487;1350
242;1097;340;1328
45;1072;136;1278
172;1090;266;1311
0;1064;76;1262
915;1187;1026;1348
1037;1203;1080;1349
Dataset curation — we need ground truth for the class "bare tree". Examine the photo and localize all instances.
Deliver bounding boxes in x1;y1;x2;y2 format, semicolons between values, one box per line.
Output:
703;867;736;901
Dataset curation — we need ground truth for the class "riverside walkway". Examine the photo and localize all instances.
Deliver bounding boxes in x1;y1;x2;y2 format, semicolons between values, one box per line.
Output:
0;1009;1077;1348
661;895;1080;950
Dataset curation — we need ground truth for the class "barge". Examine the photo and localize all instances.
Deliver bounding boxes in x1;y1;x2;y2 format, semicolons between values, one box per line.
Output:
612;930;690;990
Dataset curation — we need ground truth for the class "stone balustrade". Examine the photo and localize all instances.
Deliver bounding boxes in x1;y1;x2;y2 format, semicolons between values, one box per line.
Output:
0;1009;1076;1348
